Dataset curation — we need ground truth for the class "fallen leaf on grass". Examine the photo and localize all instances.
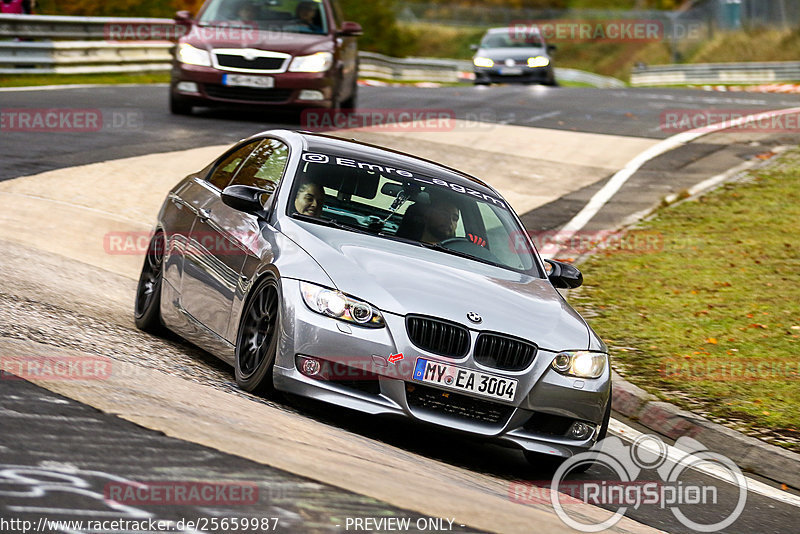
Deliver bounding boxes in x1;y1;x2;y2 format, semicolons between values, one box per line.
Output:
706;338;718;344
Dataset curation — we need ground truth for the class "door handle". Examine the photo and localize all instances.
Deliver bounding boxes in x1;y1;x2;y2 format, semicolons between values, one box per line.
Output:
198;208;212;222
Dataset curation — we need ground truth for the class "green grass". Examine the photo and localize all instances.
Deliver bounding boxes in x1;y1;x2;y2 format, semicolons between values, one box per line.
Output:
570;150;800;450
0;72;169;87
392;23;800;84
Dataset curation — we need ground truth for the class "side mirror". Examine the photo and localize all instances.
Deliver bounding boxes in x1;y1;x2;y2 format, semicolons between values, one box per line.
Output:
338;21;363;37
221;185;271;216
470;43;480;51
174;10;193;22
544;259;583;289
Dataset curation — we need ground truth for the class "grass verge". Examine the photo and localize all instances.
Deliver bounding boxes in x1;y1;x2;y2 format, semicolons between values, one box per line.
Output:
570;149;800;451
0;72;170;88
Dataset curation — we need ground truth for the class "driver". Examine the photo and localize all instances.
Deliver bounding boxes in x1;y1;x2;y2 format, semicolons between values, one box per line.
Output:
234;0;257;21
420;198;459;244
294;1;321;31
294;182;325;217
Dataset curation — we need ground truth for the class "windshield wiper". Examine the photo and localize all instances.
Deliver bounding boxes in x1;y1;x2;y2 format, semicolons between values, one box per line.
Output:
198;21;254;29
417;241;507;270
290;213;371;235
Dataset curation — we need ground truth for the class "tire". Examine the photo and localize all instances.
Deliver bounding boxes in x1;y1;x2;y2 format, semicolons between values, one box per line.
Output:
170;94;193;115
341;80;358;110
134;231;166;334
524;390;612;473
235;277;281;394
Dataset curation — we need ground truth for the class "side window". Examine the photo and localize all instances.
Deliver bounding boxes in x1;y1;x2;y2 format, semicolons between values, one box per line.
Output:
206;140;263;190
477;202;524;269
230;139;289;195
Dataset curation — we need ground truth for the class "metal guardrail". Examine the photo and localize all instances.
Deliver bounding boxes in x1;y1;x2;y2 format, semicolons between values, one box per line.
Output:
631;61;800;86
554;67;625;88
358;51;470;83
0;40;173;75
0;14;624;87
0;13;175;40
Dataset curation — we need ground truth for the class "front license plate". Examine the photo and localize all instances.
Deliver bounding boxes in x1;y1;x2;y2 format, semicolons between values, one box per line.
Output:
499;67;523;75
413;358;517;401
222;74;274;88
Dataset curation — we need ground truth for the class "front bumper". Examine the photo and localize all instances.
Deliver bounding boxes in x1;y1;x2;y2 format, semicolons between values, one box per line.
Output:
273;280;610;458
474;66;555;85
170;62;336;108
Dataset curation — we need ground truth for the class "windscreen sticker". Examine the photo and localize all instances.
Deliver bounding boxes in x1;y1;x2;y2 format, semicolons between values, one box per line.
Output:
301;152;508;209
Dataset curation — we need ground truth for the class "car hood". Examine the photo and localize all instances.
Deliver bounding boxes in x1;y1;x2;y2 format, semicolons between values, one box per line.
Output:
478;47;547;61
281;220;591;351
184;26;332;55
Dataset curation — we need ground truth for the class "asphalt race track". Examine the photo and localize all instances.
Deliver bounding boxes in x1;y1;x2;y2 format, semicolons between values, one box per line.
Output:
1;83;800;534
3;84;800;181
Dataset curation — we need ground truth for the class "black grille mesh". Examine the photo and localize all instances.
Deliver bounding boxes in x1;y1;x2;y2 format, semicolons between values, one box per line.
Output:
216;54;285;71
474;333;537;371
406;316;470;357
204;85;293;102
406;384;512;425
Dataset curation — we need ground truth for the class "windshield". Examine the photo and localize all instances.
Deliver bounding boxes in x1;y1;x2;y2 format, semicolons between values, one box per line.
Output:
199;0;328;35
288;152;541;276
482;32;544;49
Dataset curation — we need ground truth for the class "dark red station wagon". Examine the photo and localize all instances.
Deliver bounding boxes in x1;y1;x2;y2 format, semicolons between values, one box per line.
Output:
169;0;361;115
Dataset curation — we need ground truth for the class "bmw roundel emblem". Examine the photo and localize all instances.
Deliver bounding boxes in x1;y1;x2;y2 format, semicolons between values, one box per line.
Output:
467;312;482;324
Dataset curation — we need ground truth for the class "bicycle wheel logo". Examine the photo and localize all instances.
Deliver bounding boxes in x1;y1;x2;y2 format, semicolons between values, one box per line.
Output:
550;434;748;532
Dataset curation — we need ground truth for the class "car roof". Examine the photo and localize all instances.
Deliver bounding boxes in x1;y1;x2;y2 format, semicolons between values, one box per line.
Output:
283;130;498;194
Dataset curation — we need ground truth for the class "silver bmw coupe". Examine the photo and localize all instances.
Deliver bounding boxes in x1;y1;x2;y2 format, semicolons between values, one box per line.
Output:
135;129;611;465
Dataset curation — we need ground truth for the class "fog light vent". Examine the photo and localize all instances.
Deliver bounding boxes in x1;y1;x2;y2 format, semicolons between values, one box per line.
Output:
298;356;321;377
567;421;594;440
176;81;199;94
298;90;324;101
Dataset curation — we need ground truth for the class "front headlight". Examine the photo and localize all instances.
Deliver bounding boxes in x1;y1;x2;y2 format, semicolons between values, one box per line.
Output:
552;351;607;379
300;282;385;328
528;56;550;68
473;56;494;68
177;43;212;67
289;52;333;73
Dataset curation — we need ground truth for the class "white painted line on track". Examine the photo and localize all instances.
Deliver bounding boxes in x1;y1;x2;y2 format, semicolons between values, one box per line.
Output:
541;106;800;260
609;418;800;508
524;111;563;123
0;83;168;92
